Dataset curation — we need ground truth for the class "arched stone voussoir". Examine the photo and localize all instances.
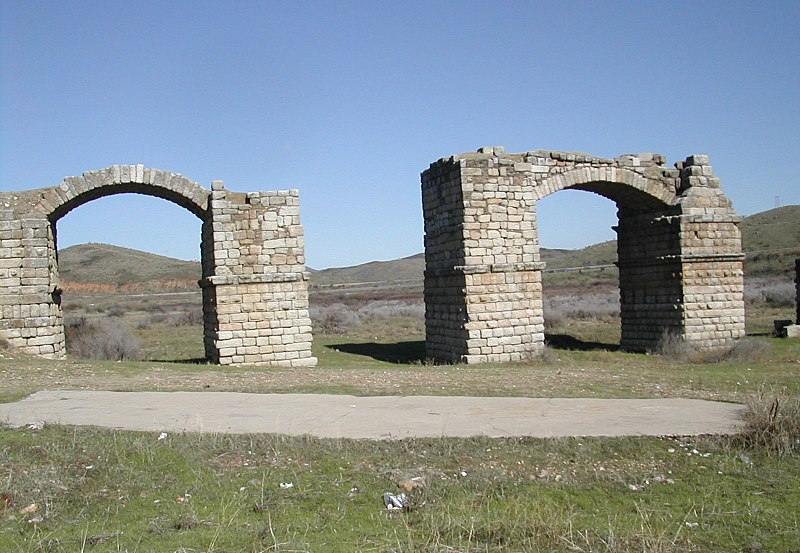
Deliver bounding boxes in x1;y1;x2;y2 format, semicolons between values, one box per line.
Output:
535;166;677;207
42;165;212;221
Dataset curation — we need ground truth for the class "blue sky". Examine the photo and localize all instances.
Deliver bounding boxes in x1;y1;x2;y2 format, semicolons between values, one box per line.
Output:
2;1;798;268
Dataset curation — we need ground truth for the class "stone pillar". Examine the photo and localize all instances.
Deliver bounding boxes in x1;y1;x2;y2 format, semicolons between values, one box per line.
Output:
795;258;799;325
200;182;316;367
421;157;469;361
616;209;684;351
674;155;746;349
422;148;545;363
0;203;65;357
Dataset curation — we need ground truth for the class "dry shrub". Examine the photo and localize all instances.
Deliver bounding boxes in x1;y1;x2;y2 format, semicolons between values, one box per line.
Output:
310;303;361;333
310;300;424;335
744;278;795;308
733;389;800;457
64;316;141;361
543;293;619;330
657;331;769;364
654;330;692;360
107;305;127;317
143;308;203;327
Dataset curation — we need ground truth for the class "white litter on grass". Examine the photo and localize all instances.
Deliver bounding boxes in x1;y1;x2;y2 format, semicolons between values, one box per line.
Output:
279;482;294;489
158;432;168;440
383;492;407;510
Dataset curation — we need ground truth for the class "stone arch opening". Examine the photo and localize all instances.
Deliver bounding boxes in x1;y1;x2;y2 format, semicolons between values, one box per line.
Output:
534;188;622;348
52;192;208;361
0;165;316;367
421;147;745;363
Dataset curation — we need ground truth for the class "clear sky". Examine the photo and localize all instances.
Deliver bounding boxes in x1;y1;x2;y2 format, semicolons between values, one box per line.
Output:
2;1;798;268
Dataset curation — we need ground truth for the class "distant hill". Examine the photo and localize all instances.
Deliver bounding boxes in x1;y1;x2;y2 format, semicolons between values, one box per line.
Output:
58;243;201;291
58;205;799;290
311;253;424;287
539;205;800;282
740;205;800;276
310;248;576;288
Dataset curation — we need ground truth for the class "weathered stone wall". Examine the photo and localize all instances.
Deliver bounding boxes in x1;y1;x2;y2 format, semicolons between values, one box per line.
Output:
616;210;684;350
0;208;63;357
421;147;745;363
200;183;315;367
673;155;746;348
421;158;470;361
422;148;545;363
0;165;316;367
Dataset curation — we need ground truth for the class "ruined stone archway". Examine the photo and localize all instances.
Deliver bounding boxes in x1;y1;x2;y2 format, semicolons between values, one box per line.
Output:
421;147;745;363
0;165;316;367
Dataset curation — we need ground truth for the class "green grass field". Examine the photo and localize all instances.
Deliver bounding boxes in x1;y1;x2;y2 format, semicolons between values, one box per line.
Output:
1;297;799;551
1;422;798;552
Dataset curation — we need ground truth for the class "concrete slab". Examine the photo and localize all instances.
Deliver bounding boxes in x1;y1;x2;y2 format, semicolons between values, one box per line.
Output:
0;391;745;439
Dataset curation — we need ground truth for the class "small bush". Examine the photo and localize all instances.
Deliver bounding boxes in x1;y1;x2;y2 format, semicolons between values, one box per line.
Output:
655;330;691;360
64;316;141;361
543;292;619;330
171;308;203;326
107;306;127;317
744;278;796;308
311;303;361;334
142;308;203;328
310;300;424;335
733;389;800;457
62;300;85;311
717;338;771;363
657;331;770;364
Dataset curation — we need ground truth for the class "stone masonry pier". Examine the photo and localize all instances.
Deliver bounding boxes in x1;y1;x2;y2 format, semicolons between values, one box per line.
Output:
0;165;316;367
422;147;745;363
796;258;800;325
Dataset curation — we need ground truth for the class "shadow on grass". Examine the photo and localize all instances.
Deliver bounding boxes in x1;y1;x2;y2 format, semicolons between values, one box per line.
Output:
150;357;211;365
545;334;619;352
331;336;618;362
327;341;426;364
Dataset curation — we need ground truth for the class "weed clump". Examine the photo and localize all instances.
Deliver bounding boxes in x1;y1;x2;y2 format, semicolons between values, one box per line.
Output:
733;389;800;457
657;331;770;364
64;316;141;361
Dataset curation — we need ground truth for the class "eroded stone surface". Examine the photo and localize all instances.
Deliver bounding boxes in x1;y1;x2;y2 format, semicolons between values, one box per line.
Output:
421;148;745;363
0;166;316;367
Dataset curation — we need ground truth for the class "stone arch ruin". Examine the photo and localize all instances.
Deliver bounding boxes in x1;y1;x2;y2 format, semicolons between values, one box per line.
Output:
0;165;316;367
3;150;746;368
421;147;746;363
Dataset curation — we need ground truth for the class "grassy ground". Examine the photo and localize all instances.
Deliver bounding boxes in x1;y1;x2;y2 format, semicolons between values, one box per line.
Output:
1;297;799;551
2;304;798;405
2;329;799;406
1;425;798;552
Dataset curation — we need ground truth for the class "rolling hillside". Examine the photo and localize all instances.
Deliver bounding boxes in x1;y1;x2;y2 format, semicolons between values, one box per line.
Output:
58;243;201;292
58;205;799;289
